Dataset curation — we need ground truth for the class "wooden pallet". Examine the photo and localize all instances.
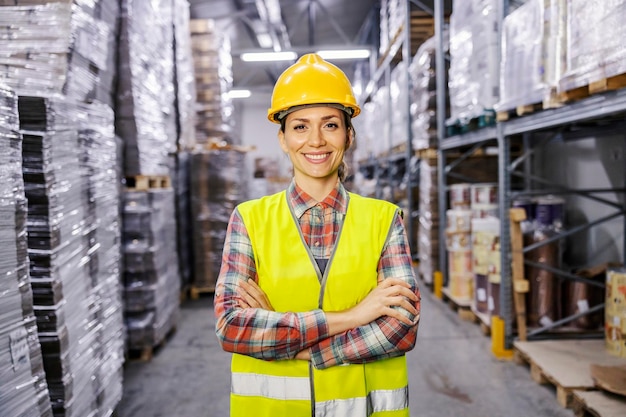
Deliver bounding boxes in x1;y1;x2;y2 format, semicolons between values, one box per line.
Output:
571;390;626;417
128;325;178;362
471;306;491;336
441;287;476;322
189;285;215;300
514;339;626;409
496;93;564;122
125;175;171;190
560;72;626;103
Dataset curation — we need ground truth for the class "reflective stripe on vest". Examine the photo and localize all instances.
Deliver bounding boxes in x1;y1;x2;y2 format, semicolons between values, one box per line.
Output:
315;387;408;417
231;372;310;401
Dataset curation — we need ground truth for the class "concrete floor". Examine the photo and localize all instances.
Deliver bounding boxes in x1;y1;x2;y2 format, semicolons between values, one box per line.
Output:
116;281;575;417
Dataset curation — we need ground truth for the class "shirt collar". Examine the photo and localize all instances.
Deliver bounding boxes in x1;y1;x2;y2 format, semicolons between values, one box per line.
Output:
287;179;348;219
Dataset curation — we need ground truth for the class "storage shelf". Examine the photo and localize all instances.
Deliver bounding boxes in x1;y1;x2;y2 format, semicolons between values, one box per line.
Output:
503;88;626;135
440;126;497;150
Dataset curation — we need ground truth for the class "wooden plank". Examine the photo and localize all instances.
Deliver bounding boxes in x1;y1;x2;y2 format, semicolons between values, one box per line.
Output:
514;339;626;389
591;364;626;397
509;207;529;341
572;390;626;417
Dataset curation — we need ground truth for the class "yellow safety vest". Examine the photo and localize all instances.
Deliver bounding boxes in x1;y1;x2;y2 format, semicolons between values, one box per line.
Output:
232;190;409;417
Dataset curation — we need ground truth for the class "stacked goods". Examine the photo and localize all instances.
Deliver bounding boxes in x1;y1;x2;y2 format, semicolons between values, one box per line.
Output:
446;206;473;300
560;0;626;93
523;195;565;328
76;101;124;416
0;1;111;102
390;61;409;150
0;86;52;417
448;0;500;125
172;0;197;289
471;217;500;316
1;1;124;415
352;102;376;165
190;149;247;291
409;34;448;151
417;157;438;283
174;151;193;288
190;19;235;145
379;0;406;56
116;0;177;176
496;0;566;112
19;96;99;417
122;190;180;352
605;267;626;357
173;0;197;151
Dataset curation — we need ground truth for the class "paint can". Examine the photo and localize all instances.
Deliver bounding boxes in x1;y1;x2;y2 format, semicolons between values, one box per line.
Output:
534;195;565;230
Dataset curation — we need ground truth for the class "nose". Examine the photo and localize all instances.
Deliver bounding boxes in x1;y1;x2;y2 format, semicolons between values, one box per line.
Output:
307;126;326;147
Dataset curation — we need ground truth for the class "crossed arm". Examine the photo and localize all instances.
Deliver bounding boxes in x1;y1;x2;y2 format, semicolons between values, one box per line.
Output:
214;209;421;369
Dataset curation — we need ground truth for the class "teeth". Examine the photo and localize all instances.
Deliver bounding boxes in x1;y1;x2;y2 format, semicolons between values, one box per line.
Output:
306;153;329;160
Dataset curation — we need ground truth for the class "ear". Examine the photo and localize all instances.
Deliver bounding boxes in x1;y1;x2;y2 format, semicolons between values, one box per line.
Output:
345;128;354;151
278;129;289;153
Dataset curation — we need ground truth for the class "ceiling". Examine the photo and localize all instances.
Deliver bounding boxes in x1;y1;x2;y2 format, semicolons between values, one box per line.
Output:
188;0;449;93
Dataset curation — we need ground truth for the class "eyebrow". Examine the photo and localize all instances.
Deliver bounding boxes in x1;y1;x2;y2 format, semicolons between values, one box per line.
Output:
290;114;341;123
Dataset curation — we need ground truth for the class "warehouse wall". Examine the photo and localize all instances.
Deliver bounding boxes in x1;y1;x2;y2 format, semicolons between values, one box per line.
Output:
237;92;293;199
536;135;626;267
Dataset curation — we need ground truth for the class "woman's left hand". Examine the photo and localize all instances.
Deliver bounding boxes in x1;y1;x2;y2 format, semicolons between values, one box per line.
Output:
237;279;274;311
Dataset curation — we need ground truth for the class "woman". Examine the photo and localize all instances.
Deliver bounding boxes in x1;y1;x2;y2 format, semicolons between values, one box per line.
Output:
214;53;421;417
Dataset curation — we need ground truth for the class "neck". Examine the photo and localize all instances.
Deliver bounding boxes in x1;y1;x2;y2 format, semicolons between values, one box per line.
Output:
294;175;338;202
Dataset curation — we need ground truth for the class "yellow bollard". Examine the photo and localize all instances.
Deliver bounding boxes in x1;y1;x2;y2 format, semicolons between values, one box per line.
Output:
433;271;443;299
491;315;514;359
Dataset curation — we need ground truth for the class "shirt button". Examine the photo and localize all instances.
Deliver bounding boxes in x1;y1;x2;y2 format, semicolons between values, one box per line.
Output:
314;241;320;247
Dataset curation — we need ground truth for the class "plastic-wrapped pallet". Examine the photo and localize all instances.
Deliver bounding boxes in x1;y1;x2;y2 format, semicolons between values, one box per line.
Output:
390;61;409;150
0;1;110;102
417;157;439;284
0;85;53;417
116;0;177;176
173;0;197;151
559;0;626;92
123;189;180;352
448;0;500;125
409;33;449;150
174;151;193;288
190;19;236;145
496;0;566;112
190;149;247;291
19;95;99;417
76;101;124;417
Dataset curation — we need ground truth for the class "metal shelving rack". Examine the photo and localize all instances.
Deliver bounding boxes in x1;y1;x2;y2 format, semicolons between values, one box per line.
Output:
434;0;626;349
357;0;425;255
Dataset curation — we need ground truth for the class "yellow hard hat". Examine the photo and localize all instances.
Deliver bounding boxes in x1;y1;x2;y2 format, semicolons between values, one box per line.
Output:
267;53;361;123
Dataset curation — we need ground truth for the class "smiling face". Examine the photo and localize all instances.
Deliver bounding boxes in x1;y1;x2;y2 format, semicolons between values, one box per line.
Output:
279;105;352;194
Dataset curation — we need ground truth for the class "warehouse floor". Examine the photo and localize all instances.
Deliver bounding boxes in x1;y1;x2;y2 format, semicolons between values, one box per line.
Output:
115;278;575;417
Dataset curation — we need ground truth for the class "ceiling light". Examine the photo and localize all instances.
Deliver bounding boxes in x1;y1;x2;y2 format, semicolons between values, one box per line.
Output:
316;49;371;60
226;89;252;99
240;51;297;62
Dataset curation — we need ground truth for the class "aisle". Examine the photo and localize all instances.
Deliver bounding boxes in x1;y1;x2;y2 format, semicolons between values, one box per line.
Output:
116;280;574;417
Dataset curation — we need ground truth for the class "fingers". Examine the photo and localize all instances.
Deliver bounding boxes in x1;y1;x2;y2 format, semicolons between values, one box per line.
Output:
236;279;274;310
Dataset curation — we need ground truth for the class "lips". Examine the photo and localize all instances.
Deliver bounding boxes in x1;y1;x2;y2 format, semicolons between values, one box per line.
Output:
303;152;331;163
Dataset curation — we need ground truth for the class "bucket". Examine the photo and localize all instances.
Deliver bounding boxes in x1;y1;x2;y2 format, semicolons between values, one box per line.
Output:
449;183;471;208
535;195;565;229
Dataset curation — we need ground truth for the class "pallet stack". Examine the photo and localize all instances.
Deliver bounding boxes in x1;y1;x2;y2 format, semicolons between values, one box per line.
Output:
0;0;125;415
0;86;52;417
116;0;181;357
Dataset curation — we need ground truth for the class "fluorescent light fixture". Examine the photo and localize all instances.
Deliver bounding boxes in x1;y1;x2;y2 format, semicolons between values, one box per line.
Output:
226;89;252;99
316;49;371;60
240;51;297;62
